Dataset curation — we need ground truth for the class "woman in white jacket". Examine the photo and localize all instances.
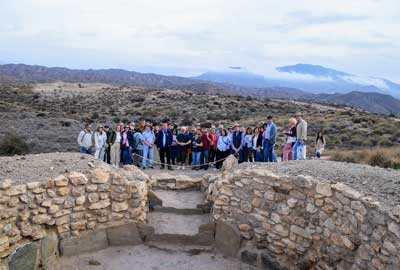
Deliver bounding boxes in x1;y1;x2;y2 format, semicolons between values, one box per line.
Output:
94;125;107;160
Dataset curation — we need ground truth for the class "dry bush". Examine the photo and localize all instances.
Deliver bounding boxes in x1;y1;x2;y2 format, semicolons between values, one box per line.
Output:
331;147;400;170
0;132;30;156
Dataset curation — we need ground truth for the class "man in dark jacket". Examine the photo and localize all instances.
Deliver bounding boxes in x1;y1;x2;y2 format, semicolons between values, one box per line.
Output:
156;122;173;170
103;125;115;164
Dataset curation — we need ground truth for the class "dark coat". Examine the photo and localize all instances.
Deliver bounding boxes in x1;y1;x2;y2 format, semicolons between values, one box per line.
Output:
156;129;173;148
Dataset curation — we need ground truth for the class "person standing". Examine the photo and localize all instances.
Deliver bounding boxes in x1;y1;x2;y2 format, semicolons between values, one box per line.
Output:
110;125;122;168
231;123;243;162
200;128;212;170
156;122;173;170
191;130;203;170
133;128;144;167
122;126;134;165
293;112;308;160
209;128;218;165
142;123;155;169
263;116;277;162
282;118;297;161
103;125;114;164
252;127;263;162
77;124;94;155
170;128;178;166
215;129;231;169
243;127;254;162
94;125;107;160
176;127;190;169
315;131;326;159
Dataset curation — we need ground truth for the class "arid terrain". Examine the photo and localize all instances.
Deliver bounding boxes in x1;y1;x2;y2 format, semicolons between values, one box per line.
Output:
0;81;400;155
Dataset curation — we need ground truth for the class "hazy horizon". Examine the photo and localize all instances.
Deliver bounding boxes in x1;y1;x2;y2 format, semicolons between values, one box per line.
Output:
1;0;399;81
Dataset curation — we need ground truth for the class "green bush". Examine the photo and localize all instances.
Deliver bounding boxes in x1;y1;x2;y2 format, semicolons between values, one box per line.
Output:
0;132;30;156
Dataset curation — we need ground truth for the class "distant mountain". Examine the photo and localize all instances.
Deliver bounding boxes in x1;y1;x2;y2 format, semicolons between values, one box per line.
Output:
194;64;400;98
1;63;400;114
309;91;400;115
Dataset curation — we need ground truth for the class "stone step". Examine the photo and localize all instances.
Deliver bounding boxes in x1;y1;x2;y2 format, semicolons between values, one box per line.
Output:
145;241;214;255
151;189;210;214
150;173;203;190
147;212;214;245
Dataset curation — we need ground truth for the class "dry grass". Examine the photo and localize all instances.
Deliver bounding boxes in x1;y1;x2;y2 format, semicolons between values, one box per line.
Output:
330;147;400;169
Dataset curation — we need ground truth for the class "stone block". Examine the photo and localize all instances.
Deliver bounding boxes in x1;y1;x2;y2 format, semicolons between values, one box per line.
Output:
106;223;143;246
40;230;59;268
59;229;108;256
260;253;286;270
91;168;110;184
8;242;39;270
54;175;68;187
241;250;258;265
215;220;241;257
69;172;88;185
136;224;155;241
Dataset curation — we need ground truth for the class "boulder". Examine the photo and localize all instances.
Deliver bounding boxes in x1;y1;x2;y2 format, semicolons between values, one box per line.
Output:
106;223;142;246
8;242;39;270
215;220;241;257
59;229;108;257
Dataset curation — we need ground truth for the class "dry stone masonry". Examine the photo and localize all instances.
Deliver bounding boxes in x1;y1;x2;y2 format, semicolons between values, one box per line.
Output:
0;160;148;269
208;156;400;270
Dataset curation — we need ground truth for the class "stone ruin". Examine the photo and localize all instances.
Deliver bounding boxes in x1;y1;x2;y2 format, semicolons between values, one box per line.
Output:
0;153;399;270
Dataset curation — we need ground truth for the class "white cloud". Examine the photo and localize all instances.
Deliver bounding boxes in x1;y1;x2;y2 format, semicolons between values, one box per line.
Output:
0;0;399;81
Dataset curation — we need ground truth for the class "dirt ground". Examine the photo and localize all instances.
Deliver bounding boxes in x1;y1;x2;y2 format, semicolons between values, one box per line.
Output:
55;245;257;270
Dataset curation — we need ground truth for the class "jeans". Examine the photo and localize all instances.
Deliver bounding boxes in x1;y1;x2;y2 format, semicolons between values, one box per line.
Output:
263;140;276;162
80;147;92;155
142;146;154;168
293;140;307;160
177;149;187;165
192;151;201;168
122;148;133;165
94;147;105;161
170;145;177;165
243;147;254;162
201;150;210;169
253;149;262;162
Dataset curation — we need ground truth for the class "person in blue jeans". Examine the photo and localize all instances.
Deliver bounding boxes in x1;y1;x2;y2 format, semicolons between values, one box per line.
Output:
262;116;277;162
191;130;203;170
121;125;134;165
142;123;155;169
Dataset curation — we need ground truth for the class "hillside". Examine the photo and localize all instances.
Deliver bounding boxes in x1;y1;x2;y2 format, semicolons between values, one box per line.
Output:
0;82;399;155
1;63;400;114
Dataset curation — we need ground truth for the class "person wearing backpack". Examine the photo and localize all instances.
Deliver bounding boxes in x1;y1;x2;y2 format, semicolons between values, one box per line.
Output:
133;127;144;167
77;124;94;155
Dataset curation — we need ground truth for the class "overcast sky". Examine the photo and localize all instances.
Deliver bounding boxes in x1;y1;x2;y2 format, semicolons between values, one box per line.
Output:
0;0;399;81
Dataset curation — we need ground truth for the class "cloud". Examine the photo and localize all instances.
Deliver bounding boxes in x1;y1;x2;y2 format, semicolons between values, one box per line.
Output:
0;0;399;81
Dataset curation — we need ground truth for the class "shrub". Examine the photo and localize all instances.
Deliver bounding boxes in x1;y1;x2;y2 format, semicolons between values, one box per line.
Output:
0;132;30;156
368;151;392;168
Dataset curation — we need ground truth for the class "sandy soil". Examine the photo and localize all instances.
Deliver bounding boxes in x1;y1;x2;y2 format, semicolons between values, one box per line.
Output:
55;245;257;270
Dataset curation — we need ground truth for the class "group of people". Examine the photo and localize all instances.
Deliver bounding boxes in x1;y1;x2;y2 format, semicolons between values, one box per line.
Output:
77;112;326;170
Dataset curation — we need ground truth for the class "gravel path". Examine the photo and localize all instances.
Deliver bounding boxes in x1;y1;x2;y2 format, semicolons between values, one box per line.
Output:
239;160;400;208
0;152;107;184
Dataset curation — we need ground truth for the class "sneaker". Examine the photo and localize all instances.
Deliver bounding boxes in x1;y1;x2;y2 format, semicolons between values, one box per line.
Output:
182;166;185;170
168;166;174;171
142;167;146;170
160;166;165;170
149;166;154;169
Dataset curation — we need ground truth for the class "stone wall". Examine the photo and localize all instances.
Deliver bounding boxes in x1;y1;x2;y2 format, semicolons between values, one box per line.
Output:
0;165;148;269
209;158;400;269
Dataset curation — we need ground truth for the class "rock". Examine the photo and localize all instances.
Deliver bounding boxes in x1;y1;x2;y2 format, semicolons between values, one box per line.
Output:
68;172;88;186
388;222;400;238
56;187;69;196
331;183;361;200
315;182;332;197
6;185;26;196
54;175;69;186
241;250;258;265
261;253;286;270
26;182;40;190
75;196;86;205
31;214;52;225
215;221;241;257
0;236;9;253
287;198;297;208
106;223;143;246
175;175;202;189
290;225;312;239
222;155;238;172
59;229;108;256
88;193;99;203
91;168;110;184
0;179;13;189
40;230;59;268
112;201;128;212
88;200;111;210
389;205;400;222
148;190;162;210
8;242;39;270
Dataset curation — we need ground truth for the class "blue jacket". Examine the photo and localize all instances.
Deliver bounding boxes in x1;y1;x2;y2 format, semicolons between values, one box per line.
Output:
156;129;173;148
264;123;277;145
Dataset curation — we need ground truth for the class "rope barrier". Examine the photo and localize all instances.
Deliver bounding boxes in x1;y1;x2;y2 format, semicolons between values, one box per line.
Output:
131;152;229;168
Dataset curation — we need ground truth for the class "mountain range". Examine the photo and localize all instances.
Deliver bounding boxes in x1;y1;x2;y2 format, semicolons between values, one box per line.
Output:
1;63;400;115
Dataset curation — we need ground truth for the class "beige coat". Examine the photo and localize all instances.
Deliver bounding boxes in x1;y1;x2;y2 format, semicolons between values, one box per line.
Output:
296;119;308;141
